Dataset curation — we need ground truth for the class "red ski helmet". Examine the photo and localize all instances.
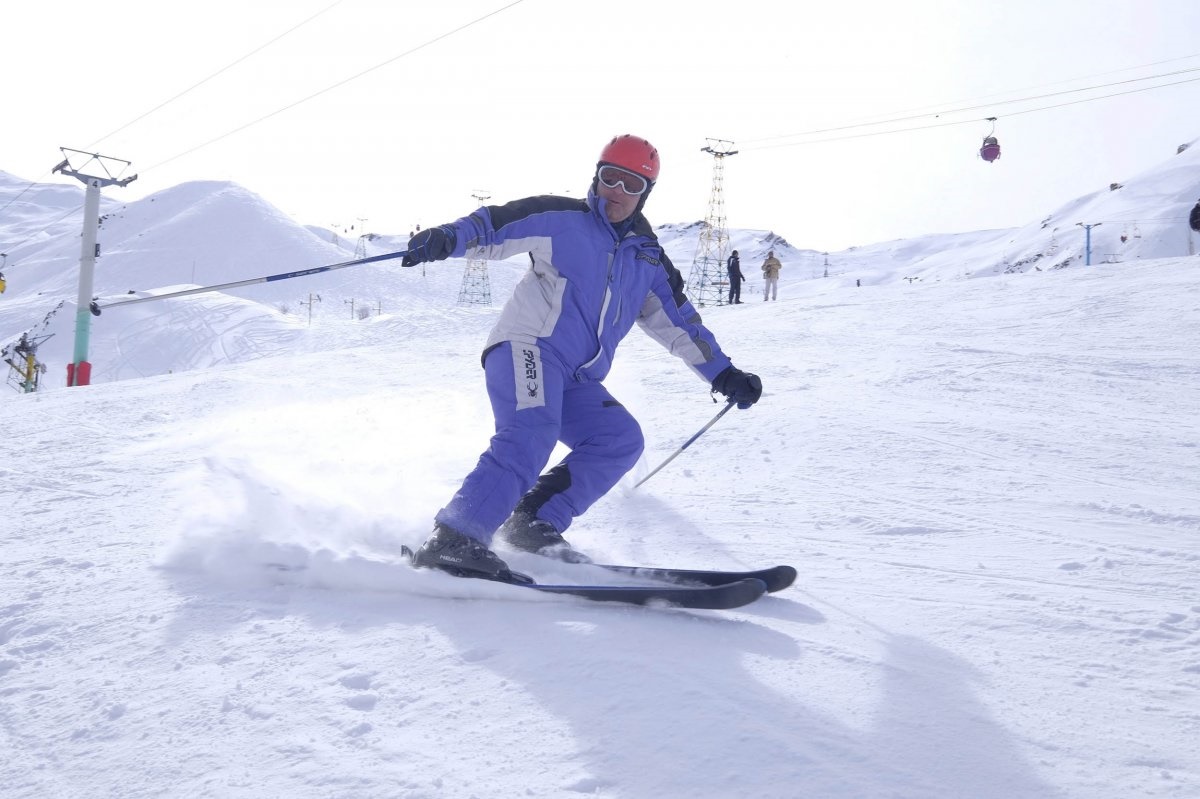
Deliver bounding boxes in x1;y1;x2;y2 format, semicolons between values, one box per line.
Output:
598;135;660;183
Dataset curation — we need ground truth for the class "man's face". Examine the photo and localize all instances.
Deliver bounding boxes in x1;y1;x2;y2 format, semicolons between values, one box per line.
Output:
596;165;649;224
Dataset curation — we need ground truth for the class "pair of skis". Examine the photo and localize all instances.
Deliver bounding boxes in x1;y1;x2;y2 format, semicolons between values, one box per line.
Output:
397;546;795;610
269;552;795;611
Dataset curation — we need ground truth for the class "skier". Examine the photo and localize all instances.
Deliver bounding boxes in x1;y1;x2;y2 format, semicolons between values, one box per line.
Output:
1190;198;1200;256
726;249;745;303
402;134;763;581
761;250;782;301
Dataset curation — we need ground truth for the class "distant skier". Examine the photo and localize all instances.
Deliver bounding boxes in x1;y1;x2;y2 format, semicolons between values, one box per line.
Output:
726;249;745;304
400;134;763;581
1190;198;1200;256
761;250;782;301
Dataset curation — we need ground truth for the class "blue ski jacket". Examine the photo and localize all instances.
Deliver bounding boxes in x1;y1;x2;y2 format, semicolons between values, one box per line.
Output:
446;191;732;384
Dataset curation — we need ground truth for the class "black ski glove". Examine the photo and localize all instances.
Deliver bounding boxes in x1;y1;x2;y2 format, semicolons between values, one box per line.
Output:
402;225;457;267
711;365;762;409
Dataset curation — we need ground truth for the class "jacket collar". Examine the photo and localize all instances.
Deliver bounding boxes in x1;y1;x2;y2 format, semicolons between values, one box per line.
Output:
587;189;656;241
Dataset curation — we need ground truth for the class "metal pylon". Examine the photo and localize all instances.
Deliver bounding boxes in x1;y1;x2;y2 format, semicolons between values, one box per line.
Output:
686;139;738;308
353;217;369;258
458;192;492;305
457;257;493;305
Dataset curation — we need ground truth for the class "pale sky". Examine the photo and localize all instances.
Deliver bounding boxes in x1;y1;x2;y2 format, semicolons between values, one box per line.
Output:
5;0;1200;251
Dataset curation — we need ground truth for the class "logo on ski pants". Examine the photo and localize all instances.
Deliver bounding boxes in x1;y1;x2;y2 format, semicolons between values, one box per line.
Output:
506;343;544;407
511;344;545;409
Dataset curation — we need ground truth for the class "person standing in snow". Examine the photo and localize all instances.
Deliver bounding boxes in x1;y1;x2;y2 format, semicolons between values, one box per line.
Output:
761;250;782;301
400;134;763;581
1189;198;1200;256
726;249;745;304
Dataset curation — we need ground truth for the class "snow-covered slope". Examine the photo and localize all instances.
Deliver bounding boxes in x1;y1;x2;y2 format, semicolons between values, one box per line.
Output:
2;251;1197;798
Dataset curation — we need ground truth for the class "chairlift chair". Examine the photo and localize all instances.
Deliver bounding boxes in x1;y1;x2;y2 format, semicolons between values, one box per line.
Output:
979;117;1001;163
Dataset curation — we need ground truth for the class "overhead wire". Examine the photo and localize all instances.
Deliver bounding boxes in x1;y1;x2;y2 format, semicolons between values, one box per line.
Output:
1;9;1191;259
746;74;1200;151
743;66;1200;150
0;0;527;259
0;205;90;261
84;0;350;151
0;0;347;223
772;51;1200;137
141;0;527;174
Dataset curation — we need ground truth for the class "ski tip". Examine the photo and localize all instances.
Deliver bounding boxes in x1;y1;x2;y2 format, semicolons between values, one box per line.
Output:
722;577;769;608
766;565;798;593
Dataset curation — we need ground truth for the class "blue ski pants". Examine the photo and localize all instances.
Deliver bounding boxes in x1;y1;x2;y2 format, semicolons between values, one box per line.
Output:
435;342;644;545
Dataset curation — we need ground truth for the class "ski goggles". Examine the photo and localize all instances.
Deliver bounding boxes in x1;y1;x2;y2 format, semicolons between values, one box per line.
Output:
597;164;650;196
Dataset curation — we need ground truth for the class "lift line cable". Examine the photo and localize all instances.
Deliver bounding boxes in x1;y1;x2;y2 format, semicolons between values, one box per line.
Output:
0;1;526;252
748;51;1200;142
0;1;348;221
745;74;1200;151
85;0;350;152
141;0;527;175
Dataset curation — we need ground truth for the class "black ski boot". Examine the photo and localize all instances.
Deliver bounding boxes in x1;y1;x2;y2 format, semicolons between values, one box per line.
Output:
500;512;592;564
411;523;522;582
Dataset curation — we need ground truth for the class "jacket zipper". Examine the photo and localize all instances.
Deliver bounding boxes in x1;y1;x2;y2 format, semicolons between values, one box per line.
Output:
578;239;622;378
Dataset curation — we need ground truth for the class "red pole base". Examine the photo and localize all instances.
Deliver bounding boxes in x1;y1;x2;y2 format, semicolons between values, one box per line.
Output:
67;361;92;386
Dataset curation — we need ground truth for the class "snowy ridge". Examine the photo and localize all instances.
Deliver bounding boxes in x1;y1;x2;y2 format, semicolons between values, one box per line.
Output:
3;138;1199;388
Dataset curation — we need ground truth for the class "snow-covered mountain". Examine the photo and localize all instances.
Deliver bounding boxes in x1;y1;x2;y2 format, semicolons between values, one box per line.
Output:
3;137;1197;390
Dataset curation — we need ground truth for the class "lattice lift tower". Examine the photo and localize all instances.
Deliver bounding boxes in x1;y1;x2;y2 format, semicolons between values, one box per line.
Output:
457;191;493;306
354;217;369;258
686;139;738;307
3;332;52;393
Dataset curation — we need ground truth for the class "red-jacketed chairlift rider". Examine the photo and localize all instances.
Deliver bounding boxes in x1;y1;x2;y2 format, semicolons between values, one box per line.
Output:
402;134;763;581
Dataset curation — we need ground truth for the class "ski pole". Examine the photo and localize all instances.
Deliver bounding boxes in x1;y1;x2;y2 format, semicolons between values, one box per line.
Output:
634;399;736;489
93;249;409;311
